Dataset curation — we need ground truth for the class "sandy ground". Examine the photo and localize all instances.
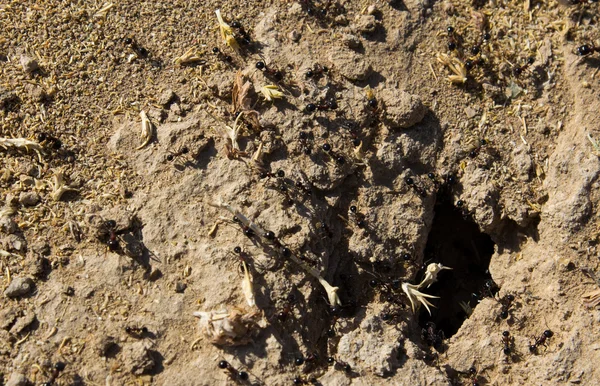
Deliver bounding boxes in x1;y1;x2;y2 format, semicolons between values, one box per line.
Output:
2;0;600;385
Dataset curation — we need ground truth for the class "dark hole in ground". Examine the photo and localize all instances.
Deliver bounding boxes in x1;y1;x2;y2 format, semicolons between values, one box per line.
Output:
418;200;496;346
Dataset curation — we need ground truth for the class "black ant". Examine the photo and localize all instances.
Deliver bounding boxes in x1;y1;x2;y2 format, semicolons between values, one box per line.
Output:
277;294;297;322
40;362;66;386
258;168;285;180
102;220;120;252
501;330;513;357
348;205;366;228
305;63;329;79
232;216;255;239
513;57;535;76
321;143;346;165
405;176;427;197
498;294;515;319
256;61;284;81
327;357;352;373
230;21;252;47
212;47;233;63
466;139;488;159
529;329;553;354
471;278;499;304
577;43;597;57
446;26;460;51
298;131;313;155
305;99;338;113
37;132;62;150
218;360;249;382
124;37;149;59
125;325;149;338
421;321;445;351
166;146;189;162
466;366;482;386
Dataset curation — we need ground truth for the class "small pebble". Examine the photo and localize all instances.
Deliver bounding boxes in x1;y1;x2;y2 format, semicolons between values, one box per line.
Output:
289;30;301;42
175;282;187;293
0;216;18;234
19;191;40;206
342;34;361;49
6;372;28;386
4;276;35;298
20;55;39;75
158;89;176;107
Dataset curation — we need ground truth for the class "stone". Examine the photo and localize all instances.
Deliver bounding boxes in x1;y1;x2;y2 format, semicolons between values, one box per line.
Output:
0;216;18;234
6;372;28;386
4;277;35;298
20;55;39;75
19;191;40;206
158;89;176;107
380;88;427;129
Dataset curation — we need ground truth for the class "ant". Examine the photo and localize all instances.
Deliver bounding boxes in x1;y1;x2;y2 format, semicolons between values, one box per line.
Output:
277;293;297;322
230;21;252;47
465;366;482;386
327;357;352;373
305;63;329;79
40;361;66;386
298;131;313;155
125;325;149;338
322;143;346;165
471;278;499;304
124;37;149;59
512;57;535;76
37;132;62;150
405;176;427;197
529;329;553;354
421;321;445;351
577;43;597;57
259;168;285;180
212;47;233;63
501;330;514;357
218;360;249;382
348;205;366;228
305;99;338;113
102;220;120;252
166;146;189;162
498;294;515;319
256;61;284;81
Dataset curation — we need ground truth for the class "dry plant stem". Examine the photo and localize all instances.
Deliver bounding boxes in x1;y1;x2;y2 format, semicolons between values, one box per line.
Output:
402;282;439;315
0;137;43;162
210;202;342;307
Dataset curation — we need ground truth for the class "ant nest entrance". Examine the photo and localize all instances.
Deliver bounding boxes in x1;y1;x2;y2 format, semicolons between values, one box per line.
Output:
418;199;496;349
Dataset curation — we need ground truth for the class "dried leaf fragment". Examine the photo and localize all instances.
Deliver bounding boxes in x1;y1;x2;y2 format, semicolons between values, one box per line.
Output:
260;85;283;102
51;171;78;201
215;9;239;52
136;110;153;150
436;53;467;84
241;261;255;308
174;48;205;66
193;307;263;346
